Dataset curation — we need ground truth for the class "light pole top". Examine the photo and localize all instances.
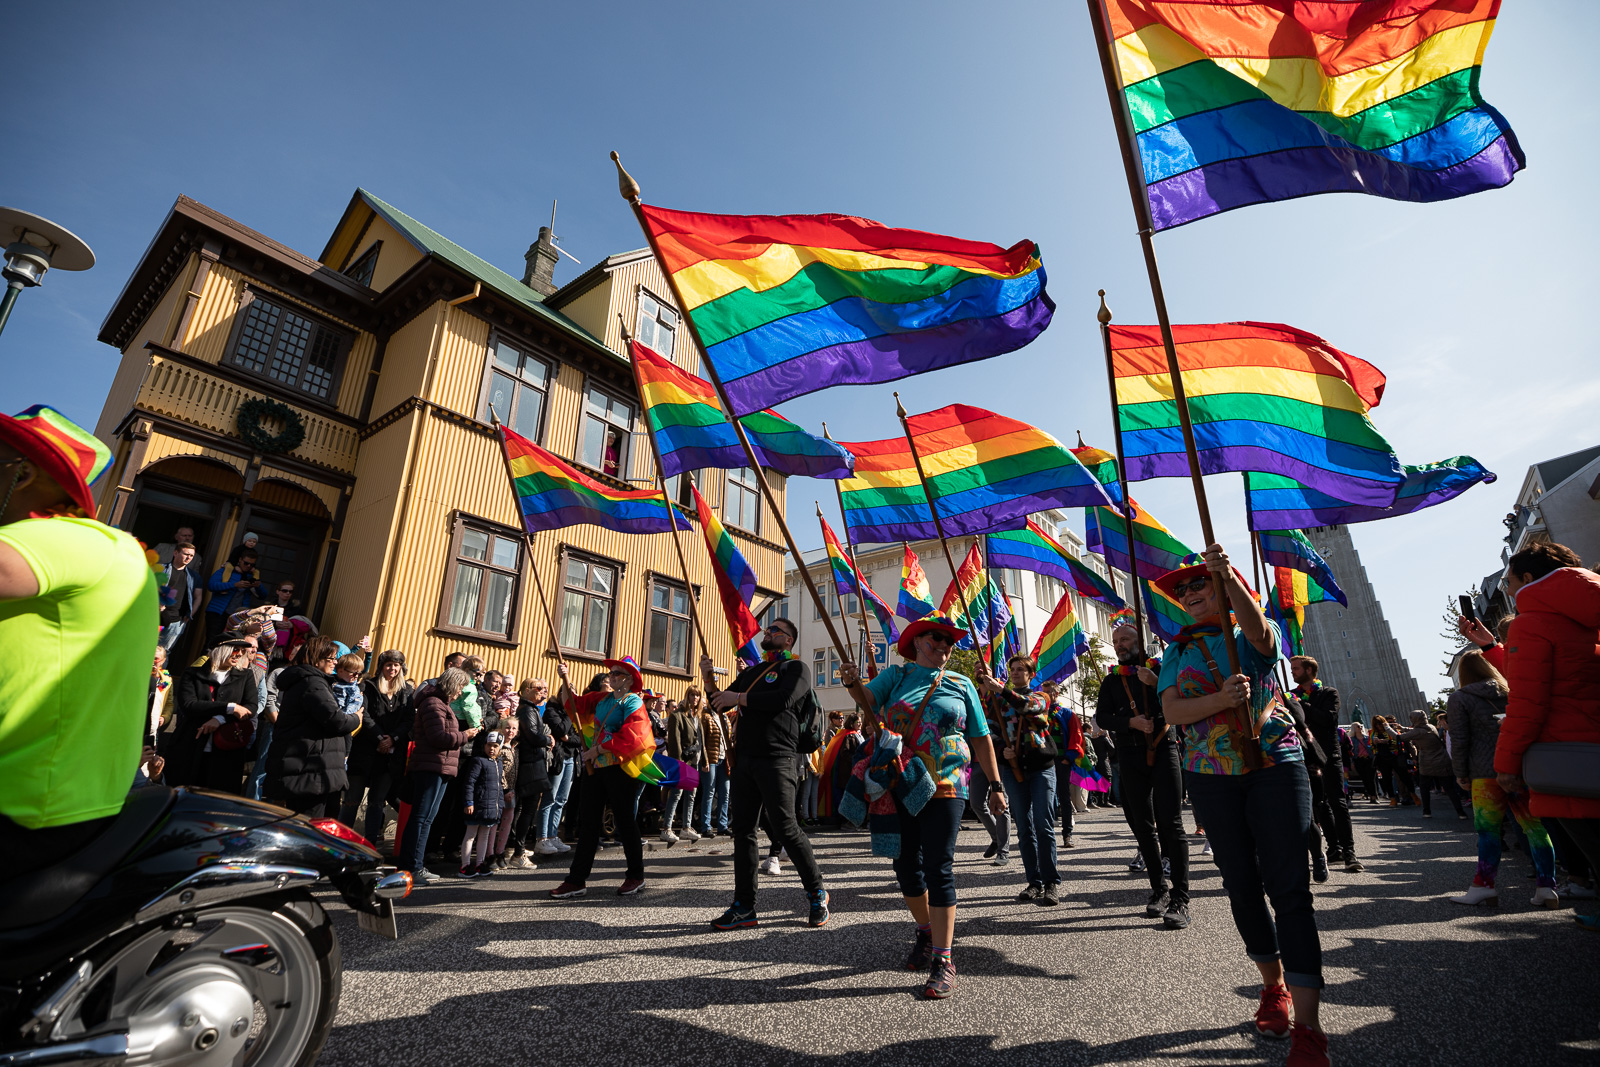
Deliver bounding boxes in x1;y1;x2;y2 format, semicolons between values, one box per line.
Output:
0;207;95;273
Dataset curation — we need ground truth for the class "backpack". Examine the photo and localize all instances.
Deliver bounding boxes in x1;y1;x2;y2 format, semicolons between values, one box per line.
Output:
795;686;826;755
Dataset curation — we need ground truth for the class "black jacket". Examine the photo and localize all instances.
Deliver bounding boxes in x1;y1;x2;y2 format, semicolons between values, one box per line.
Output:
515;698;553;793
723;657;809;761
1094;670;1171;758
1296;684;1341;763
347;679;414;778
168;666;259;786
266;665;362;797
543;700;581;760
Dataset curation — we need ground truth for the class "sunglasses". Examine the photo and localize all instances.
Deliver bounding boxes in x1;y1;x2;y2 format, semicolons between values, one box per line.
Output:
923;632;957;646
1173;577;1213;596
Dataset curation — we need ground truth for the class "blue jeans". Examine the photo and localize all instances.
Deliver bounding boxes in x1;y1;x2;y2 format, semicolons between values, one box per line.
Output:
400;771;451;874
1185;760;1322;989
696;761;730;833
539;757;575;840
1001;763;1058;885
246;720;275;800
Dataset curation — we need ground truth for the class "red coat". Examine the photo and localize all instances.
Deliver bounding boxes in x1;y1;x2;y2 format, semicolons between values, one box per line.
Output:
1494;567;1600;819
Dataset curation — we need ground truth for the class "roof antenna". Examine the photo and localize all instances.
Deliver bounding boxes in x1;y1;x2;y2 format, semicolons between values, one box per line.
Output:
547;199;582;265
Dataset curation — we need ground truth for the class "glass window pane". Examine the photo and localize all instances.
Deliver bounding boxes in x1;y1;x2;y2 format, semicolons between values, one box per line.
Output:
655;322;674;360
585;388;607;416
585;596;610;653
565;560;587;588
461;529;489;561
652;583;670;610
493;340;521;371
559;590;585;647
669;617;688;669
813;650;826;688
513;382;543;439
490;535;518;569
484;371;516;424
589;565;612;595
672;588;688;614
233;297;280;373
521;357;548;388
448;564;483;628
647;613;669;665
581;418;605;470
483;571;514;636
639;292;658;322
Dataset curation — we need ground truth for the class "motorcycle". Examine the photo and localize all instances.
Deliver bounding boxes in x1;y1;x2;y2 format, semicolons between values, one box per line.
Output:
0;786;411;1067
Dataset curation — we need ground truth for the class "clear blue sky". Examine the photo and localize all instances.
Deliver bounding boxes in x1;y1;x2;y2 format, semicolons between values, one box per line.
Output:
8;1;1597;691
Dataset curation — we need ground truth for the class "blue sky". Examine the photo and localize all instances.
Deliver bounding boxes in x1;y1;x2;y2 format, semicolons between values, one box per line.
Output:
8;1;1597;691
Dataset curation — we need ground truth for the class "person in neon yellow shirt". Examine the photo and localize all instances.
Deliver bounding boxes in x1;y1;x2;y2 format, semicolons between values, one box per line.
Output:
0;405;159;873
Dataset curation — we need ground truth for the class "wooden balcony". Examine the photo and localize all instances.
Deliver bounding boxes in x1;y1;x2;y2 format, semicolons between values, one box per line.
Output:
136;353;360;474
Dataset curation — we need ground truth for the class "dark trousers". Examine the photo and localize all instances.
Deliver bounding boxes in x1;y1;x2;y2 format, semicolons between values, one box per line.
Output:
1558;819;1600;915
510;783;545;853
1186;761;1322;990
565;765;645;885
731;754;822;903
892;797;965;907
1419;774;1468;817
339;768;395;846
1118;740;1190;899
399;771;450;874
1310;761;1355;859
429;776;466;856
1353;758;1378;800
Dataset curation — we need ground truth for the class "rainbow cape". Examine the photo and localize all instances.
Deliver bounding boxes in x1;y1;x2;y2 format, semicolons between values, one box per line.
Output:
500;424;688;535
632;341;854;480
1111;321;1404;506
692;485;762;664
574;701;661;782
639;204;1055;415
1032;590;1091;685
1244;457;1495;529
1255;529;1347;607
897;543;935;622
1101;0;1522;232
838;405;1114;544
988;519;1126;611
820;516;900;642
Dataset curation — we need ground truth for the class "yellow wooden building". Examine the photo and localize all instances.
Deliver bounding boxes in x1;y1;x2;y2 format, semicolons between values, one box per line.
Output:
93;189;788;693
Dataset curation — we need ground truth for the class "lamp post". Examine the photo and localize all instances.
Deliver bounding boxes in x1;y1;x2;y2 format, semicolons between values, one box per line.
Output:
0;207;95;340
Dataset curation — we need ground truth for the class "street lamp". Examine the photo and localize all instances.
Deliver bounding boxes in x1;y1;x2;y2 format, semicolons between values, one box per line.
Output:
0;207;95;340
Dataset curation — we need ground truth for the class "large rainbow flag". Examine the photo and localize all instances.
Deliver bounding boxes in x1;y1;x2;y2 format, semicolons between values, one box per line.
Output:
1268;564;1340;658
820;516;900;642
898;544;935;622
639;205;1055;415
1101;0;1523;232
1032;590;1091;685
1086;496;1194;578
1245;457;1495;529
988;519;1126;611
1256;528;1347;607
632;341;853;480
1140;577;1193;643
838;405;1114;544
691;485;761;664
1112;321;1404;506
500;424;688;535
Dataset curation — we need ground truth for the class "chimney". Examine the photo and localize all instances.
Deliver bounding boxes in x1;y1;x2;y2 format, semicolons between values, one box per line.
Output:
522;226;560;297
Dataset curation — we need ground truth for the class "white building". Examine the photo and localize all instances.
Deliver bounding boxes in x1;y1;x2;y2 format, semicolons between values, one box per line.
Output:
777;510;1136;715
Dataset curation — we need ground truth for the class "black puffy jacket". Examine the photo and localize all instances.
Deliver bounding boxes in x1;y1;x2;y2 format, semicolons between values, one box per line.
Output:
347;679;414;778
265;665;361;798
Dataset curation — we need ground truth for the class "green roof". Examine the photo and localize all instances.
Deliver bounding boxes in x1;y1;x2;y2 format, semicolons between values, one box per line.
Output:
357;188;615;359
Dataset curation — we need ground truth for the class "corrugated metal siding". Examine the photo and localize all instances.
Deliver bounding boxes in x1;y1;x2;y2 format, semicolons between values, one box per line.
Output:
320;416;416;649
426;304;491;415
139;432;248;475
368;307;441;418
255;467;339;518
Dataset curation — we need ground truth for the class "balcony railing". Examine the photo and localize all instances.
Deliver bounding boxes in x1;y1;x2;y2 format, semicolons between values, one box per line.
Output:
136;355;359;474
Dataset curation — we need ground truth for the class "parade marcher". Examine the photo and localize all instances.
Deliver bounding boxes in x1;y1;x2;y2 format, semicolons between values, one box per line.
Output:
840;613;1008;1000
977;654;1062;905
1491;542;1600;924
703;618;830;930
1154;546;1327;1065
550;656;655;899
399;667;479;884
1097;621;1190;928
970;675;1014;867
1397;709;1468;819
1290;656;1362;872
1346;720;1378;803
1371;716;1416;805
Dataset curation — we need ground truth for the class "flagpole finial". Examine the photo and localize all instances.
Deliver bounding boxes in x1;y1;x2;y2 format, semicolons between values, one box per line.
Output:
1097;289;1112;325
616;312;634;343
1076;430;1086;448
821;420;832;441
488;405;502;429
893;391;908;420
611;151;641;204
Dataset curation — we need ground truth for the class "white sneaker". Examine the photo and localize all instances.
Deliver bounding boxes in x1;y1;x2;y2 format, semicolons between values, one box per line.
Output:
1532;886;1560;909
510;852;534;869
553;838;573;853
1201;840;1213;856
1562;881;1597;900
660;829;680;845
1452;885;1498;906
534;838;561;856
680;827;701;843
759;855;781;877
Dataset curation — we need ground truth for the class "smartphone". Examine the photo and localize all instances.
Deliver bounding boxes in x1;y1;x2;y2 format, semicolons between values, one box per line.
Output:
1458;594;1477;623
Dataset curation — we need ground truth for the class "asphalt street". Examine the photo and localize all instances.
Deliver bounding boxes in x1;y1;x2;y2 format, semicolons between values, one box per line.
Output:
318;800;1600;1066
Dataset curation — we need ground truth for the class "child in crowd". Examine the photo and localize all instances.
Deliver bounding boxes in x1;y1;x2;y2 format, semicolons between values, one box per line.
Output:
452;679;484;730
461;731;505;878
332;653;366;719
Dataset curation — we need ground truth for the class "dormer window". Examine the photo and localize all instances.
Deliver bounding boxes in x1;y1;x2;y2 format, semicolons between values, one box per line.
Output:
343;243;380;287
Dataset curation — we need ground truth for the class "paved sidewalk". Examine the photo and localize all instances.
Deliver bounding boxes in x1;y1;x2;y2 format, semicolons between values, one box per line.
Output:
320;801;1599;1066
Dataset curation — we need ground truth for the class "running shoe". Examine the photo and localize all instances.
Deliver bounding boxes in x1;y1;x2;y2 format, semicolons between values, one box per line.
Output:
991;852;1010;867
1146;889;1170;918
1286;1023;1330;1067
1017;883;1044;903
711;903;758;930
458;864;480;879
809;889;831;927
1312;855;1329;884
1345;856;1365;873
617;878;646;896
1575;914;1600;932
549;881;587;899
1128;852;1146;873
660;829;680;845
1163;898;1191;930
1039;882;1061;907
1201;840;1213;857
922;957;957;999
411;868;442;886
1255;983;1292;1039
905;927;934;971
760;855;782;877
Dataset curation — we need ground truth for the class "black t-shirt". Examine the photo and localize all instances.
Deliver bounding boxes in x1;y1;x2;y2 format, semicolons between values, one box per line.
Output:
726;657;810;760
1094;671;1170;757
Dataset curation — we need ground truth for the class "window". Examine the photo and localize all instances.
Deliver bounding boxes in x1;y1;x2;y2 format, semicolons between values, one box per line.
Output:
666;468;700;510
813;649;828;688
645;577;691;671
1035;572;1063;610
636;290;678;360
726;467;760;532
559;555;616;656
758;597;789;629
580;386;634;478
480;338;551;441
229;291;348;401
344;243;380;287
439;519;521;640
994;567;1025;596
825;582;858;619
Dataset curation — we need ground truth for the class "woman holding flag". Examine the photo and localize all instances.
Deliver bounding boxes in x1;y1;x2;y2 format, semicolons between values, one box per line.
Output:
549;656;654;899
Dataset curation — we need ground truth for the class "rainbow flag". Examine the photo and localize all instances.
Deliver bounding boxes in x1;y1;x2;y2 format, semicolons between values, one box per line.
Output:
939;542;988;635
1032;590;1091;685
639;205;1055;415
1112;321;1404;506
1140;577;1193;644
632;341;854;480
500;424;688;535
1256;529;1347;607
1071;442;1124;505
898;544;935;622
988;610;1022;682
839;405;1114;544
1101;0;1522;232
649;754;700;791
988;519;1126;611
820;517;900;642
692;485;762;663
1086;497;1194;578
1245;457;1496;529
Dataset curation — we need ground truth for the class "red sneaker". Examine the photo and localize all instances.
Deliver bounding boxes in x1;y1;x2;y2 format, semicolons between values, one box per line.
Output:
1255;983;1292;1039
549;881;587;899
1286;1023;1330;1066
617;878;646;896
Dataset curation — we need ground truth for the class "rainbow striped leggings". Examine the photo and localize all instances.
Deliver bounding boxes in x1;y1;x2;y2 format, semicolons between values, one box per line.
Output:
1471;778;1555;888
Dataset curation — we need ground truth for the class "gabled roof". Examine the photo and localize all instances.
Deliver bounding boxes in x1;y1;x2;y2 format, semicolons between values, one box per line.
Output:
1536;444;1600;495
545;247;653;309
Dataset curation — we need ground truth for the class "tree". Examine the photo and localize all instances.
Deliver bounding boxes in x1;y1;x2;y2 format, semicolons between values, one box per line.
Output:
1438;590;1478;677
1072;634;1110;710
945;648;982;686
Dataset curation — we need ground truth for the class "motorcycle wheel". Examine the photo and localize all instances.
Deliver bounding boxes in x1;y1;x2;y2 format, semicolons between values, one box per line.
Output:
54;891;341;1067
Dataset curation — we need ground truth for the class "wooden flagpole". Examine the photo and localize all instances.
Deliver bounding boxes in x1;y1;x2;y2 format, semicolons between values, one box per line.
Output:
821;422;880;679
1086;0;1242;682
1095;290;1148;654
894;391;983;648
618;316;713;662
488;409;567;679
609;151;872;713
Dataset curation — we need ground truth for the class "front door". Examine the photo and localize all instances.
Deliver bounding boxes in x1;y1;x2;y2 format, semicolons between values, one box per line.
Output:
236;506;327;620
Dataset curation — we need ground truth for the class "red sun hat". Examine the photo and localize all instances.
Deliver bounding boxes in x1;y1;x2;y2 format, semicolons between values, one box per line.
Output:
897;612;968;660
603;656;644;692
0;405;112;518
1151;554;1254;606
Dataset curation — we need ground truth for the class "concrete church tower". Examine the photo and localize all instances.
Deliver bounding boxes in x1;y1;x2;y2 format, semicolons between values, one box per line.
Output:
1298;525;1427;723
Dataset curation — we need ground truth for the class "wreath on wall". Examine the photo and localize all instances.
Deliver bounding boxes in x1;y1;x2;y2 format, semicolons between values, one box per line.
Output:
236;398;306;454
